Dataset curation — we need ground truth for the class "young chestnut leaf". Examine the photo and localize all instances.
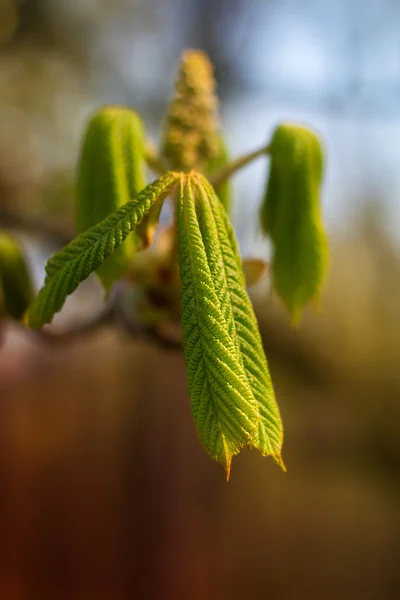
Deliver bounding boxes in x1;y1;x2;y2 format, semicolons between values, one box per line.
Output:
76;106;147;289
197;177;284;466
178;175;258;478
27;172;181;329
178;173;284;478
260;123;328;323
0;231;34;321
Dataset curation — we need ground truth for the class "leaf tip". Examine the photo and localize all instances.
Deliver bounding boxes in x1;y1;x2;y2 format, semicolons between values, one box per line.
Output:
273;452;287;472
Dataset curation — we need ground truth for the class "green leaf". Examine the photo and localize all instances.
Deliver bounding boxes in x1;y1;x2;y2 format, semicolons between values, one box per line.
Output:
260;123;328;323
178;173;284;477
0;231;34;321
27;172;180;329
205;135;232;212
178;176;258;478
196;176;284;466
76;106;147;288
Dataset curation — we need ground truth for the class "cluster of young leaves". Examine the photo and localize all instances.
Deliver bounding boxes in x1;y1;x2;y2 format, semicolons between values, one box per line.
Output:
26;166;284;477
22;49;330;477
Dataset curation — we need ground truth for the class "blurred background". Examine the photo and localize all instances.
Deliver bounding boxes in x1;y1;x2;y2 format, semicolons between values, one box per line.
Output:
1;0;400;598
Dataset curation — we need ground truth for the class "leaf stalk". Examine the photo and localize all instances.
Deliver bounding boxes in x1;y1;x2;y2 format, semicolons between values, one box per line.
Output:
209;143;270;188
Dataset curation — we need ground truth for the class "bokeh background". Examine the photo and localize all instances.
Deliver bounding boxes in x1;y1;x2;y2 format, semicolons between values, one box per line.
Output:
1;0;400;598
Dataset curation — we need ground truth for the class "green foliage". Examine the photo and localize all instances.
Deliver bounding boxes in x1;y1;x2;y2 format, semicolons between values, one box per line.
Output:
206;135;232;212
260;123;328;323
20;51;334;478
27;172;180;329
0;231;33;320
178;174;283;478
76;106;147;288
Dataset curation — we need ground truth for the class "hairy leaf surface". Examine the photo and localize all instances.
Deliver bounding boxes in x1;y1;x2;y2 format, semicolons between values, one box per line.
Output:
178;176;260;478
76;106;147;288
28;172;180;329
260;123;328;323
178;174;284;477
195;177;284;464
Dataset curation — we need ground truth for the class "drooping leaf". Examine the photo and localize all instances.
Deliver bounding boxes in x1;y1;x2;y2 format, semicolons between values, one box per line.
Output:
27;172;180;329
178;175;259;478
260;123;328;323
206;134;232;212
76;106;147;288
195;176;284;466
178;173;284;477
0;231;34;320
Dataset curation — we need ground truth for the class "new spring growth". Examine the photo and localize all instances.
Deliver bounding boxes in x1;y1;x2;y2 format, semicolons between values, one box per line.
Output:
25;49;330;477
162;50;220;172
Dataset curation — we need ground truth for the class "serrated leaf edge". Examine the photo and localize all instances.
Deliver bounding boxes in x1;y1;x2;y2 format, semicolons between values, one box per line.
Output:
28;172;181;329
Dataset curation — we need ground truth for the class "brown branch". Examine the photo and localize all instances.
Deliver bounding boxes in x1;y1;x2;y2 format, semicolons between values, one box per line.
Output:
35;304;115;345
117;310;182;350
8;282;183;351
113;281;182;350
0;205;74;245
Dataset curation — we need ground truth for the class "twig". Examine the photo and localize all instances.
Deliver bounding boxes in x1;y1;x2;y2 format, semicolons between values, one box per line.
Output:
0;205;74;245
35;304;115;345
116;309;182;350
7;281;183;351
114;281;182;350
209;143;270;188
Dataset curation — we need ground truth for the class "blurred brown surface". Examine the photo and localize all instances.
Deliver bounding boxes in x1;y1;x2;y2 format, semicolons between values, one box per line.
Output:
1;223;400;600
